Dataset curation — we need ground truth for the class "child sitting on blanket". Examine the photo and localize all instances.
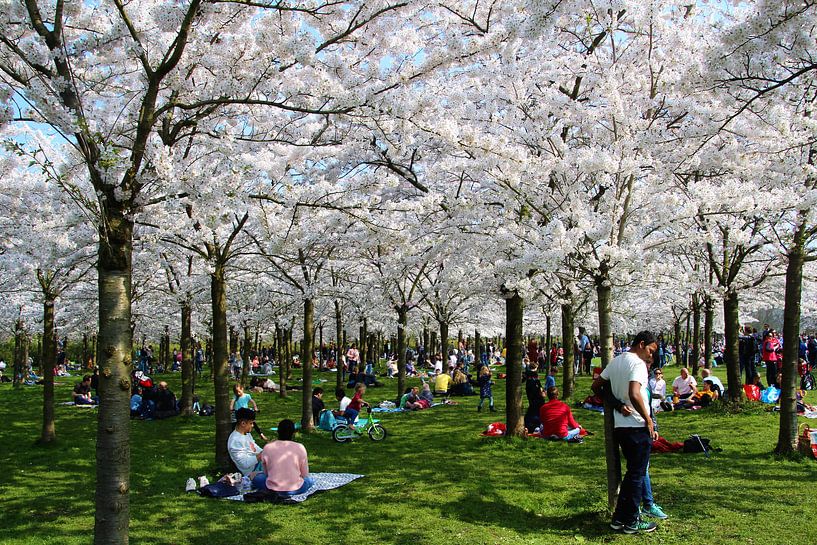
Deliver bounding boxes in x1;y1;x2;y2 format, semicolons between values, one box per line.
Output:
343;383;370;425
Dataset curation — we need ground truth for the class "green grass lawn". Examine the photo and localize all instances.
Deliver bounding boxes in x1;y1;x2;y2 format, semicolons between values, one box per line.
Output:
1;363;816;545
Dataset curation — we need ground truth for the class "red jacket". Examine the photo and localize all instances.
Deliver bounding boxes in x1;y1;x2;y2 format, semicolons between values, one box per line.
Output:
539;399;579;438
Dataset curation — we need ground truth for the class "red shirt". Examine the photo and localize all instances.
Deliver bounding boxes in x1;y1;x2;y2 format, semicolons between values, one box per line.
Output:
348;392;364;411
539;399;579;438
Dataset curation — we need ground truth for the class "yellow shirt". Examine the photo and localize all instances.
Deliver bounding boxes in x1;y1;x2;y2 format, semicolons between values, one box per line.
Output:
434;373;452;392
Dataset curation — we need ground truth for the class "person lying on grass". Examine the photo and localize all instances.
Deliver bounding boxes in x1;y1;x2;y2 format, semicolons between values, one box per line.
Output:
228;408;265;477
251;419;314;496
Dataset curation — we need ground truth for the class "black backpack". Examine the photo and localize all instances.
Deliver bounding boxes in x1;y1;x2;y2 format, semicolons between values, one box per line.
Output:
683;434;716;456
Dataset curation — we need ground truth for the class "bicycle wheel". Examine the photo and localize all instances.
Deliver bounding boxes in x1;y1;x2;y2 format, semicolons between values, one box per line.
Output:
368;424;387;441
333;424;352;443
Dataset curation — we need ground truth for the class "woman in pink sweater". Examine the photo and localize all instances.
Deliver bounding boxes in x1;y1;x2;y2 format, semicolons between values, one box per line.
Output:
251;419;314;495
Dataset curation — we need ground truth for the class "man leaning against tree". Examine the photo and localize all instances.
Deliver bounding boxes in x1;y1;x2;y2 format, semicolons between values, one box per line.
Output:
592;330;659;534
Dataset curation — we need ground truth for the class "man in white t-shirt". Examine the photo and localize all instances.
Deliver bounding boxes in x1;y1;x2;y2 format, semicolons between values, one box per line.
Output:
592;331;659;534
672;368;697;399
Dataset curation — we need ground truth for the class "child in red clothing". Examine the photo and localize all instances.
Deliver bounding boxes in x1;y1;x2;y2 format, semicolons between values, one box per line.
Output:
343;383;370;425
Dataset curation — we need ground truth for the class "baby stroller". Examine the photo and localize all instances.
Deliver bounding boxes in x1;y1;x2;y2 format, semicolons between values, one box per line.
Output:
800;361;815;391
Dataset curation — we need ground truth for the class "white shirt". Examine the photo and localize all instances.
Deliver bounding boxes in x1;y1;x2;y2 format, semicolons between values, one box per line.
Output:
227;430;261;476
652;378;667;399
673;374;697;396
339;396;352;411
600;352;649;428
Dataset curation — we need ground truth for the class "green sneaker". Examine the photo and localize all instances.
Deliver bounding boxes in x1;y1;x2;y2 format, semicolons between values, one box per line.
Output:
642;503;668;519
623;520;657;534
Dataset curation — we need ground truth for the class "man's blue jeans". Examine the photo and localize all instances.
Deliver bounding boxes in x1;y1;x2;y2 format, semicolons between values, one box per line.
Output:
613;427;652;525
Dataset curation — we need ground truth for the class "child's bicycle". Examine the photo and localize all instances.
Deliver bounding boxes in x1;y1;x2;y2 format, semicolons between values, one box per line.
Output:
332;407;387;443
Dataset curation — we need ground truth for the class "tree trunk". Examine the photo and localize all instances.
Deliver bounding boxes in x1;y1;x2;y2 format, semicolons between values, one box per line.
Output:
723;290;743;403
505;292;525;438
775;217;806;454
179;301;194;416
93;219;133;545
13;318;26;387
474;329;481;366
545;314;552;362
240;324;251;387
281;328;290;396
684;313;691;367
703;296;714;373
396;306;408;399
430;332;437;358
276;324;287;398
439;321;449;358
673;318;682;370
691;295;701;375
40;298;57;444
334;300;343;391
301;298;315;432
560;303;575;400
360;319;367;369
210;264;232;473
597;275;620;514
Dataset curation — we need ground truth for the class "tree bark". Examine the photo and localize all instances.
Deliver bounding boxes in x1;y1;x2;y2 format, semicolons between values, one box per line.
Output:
703;296;714;373
93;220;133;545
474;329;481;366
545;314;552;361
439;321;449;357
723;290;743;403
673;318;682;370
13;318;26;388
597;274;620;513
276;324;287;398
210;264;232;473
40;298;57;444
240;324;251;387
396;305;408;399
691;295;701;375
334;300;343;391
775;216;806;454
505;292;525;438
560;303;575;400
179;301;194;416
301;298;315;432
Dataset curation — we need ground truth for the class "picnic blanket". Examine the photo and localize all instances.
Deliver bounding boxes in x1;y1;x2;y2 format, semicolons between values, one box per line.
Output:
372;402;447;413
58;402;96;408
228;473;364;503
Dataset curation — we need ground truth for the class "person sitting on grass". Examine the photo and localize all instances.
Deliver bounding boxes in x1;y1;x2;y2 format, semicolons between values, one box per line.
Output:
399;386;424;410
311;387;325;426
672;368;697;400
130;387;143;418
251;419;314;496
72;375;97;405
700;369;724;397
343;383;370;425
538;386;583;442
154;381;179;419
228;408;264;477
230;383;259;414
544;366;558;390
677;380;719;409
434;367;452;395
